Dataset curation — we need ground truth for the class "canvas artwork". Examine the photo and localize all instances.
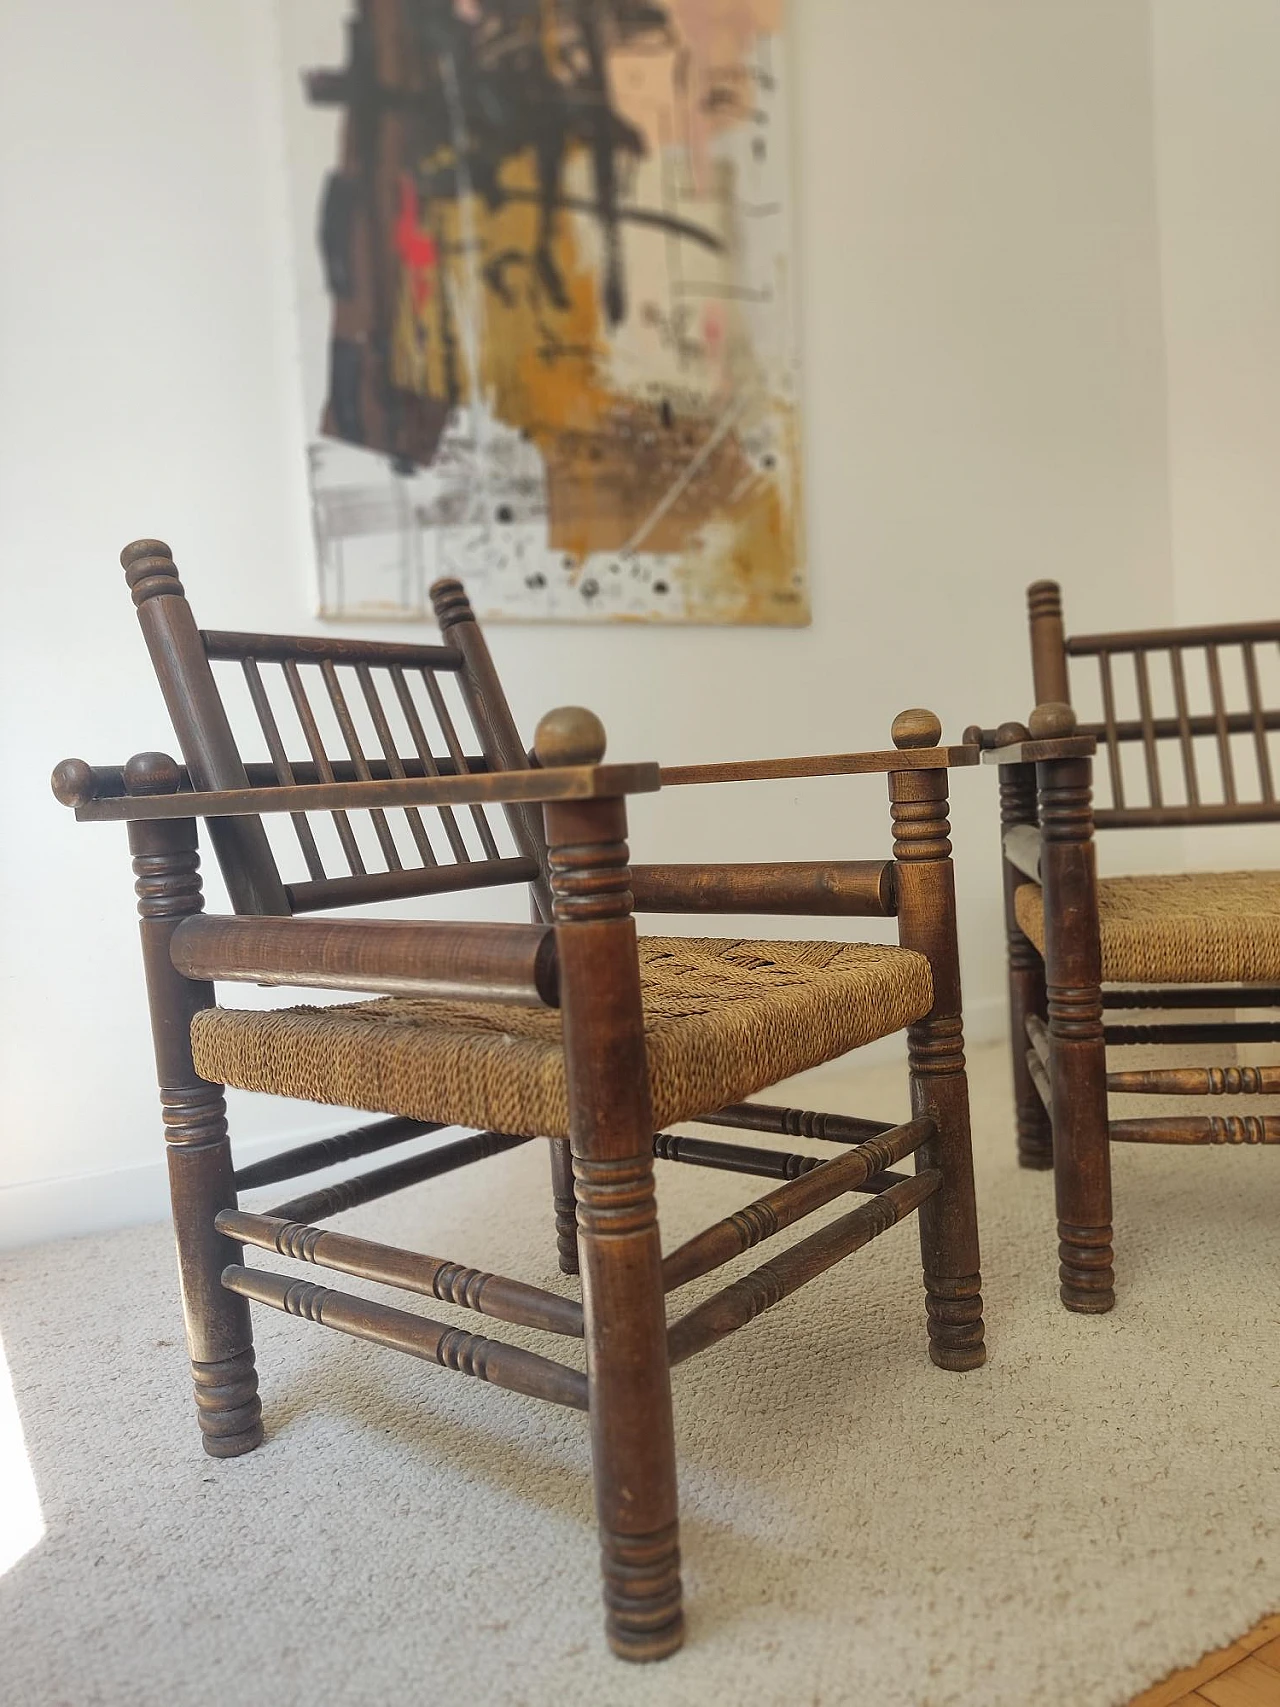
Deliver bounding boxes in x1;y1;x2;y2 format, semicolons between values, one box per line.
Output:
279;0;806;624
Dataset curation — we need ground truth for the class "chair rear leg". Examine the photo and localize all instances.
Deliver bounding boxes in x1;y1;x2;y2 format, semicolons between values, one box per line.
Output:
549;1138;580;1274
1038;752;1114;1313
129;793;263;1457
889;747;986;1371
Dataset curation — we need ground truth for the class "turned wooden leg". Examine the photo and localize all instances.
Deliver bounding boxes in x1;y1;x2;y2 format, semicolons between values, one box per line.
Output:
549;1138;580;1275
889;718;986;1371
999;752;1053;1169
573;1146;682;1659
1037;746;1114;1313
539;709;683;1662
128;754;263;1456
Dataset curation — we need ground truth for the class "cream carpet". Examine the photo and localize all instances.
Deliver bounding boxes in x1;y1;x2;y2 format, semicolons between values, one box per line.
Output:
1;1041;1277;1707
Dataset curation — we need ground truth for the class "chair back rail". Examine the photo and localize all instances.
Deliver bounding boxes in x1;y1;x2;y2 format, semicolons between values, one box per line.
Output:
1027;579;1280;826
120;541;546;917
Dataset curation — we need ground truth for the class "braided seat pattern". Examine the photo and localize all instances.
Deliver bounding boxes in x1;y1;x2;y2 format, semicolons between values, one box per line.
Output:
192;936;933;1138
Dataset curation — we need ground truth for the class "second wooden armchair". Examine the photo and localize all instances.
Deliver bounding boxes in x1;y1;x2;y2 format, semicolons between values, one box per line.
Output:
54;541;987;1660
976;578;1280;1315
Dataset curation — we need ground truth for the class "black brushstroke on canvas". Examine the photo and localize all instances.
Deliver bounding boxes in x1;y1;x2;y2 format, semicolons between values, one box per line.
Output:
307;2;724;441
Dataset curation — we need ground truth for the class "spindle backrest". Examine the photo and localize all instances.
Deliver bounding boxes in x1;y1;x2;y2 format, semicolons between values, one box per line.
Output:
122;540;548;917
1027;579;1280;828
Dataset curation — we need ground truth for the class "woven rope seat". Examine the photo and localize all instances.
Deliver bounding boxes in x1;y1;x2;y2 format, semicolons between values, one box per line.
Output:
1014;870;1280;985
191;936;933;1139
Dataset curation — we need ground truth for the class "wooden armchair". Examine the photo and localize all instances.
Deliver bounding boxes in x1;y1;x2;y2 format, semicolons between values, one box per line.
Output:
972;579;1280;1315
53;539;986;1661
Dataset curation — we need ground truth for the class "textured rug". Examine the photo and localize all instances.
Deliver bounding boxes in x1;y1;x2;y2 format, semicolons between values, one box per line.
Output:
1;1042;1277;1707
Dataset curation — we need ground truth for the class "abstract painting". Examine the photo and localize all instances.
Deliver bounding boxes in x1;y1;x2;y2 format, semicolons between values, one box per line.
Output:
279;0;806;623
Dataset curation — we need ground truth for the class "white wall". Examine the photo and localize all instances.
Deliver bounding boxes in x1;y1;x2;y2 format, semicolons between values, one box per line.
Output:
1153;0;1280;626
0;0;1175;1246
1150;2;1280;874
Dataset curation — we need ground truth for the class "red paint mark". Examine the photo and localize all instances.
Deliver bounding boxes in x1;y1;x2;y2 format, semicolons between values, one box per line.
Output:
702;304;724;355
395;175;437;309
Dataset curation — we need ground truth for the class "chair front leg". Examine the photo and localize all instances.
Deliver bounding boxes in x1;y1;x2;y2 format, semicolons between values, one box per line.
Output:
128;771;262;1457
1037;752;1114;1313
889;731;986;1372
539;714;682;1664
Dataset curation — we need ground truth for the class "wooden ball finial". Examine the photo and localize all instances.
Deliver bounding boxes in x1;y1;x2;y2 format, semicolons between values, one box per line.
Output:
51;758;98;808
123;751;184;796
995;720;1031;748
1028;701;1077;740
891;708;942;750
534;706;607;769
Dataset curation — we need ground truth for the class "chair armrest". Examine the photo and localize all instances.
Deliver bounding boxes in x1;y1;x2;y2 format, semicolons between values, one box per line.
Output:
660;746;978;787
52;754;660;823
170;915;560;1007
659;709;977;789
51;755;490;801
629;861;896;917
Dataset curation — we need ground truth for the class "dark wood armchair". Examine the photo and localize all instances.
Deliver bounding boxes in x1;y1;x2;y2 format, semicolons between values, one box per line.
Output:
53;539;986;1661
972;579;1280;1315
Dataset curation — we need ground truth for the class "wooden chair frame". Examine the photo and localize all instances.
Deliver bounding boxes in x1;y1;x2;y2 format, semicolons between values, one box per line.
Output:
970;579;1280;1315
54;540;986;1660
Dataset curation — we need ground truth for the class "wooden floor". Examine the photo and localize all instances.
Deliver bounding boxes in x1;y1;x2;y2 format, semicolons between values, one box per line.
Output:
1130;1615;1280;1707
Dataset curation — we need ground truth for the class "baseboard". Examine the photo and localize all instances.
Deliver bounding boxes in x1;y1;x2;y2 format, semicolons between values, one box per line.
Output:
0;1120;342;1254
0;996;1006;1254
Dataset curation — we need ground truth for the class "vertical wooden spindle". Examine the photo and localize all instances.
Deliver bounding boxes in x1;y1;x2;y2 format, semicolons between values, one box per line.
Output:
1133;649;1163;808
241;657;325;880
419;668;503;860
537;706;682;1662
388;664;471;863
281;659;366;875
355;663;437;864
319;659;401;869
996;724;1052;1169
1168;646;1200;807
125;751;263;1457
1205;644;1238;805
1030;703;1114;1314
1096;651;1126;810
1241;642;1274;802
887;710;985;1370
